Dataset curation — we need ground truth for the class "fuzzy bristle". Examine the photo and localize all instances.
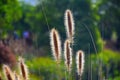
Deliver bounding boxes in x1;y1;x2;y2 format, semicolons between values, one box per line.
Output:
64;39;72;72
50;28;62;63
3;65;14;80
64;9;75;40
76;50;85;76
19;57;28;80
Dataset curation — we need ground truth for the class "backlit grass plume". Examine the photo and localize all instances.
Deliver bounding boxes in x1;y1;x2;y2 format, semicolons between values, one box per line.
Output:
64;39;72;72
76;50;85;77
64;9;75;40
3;65;14;80
50;28;62;63
19;57;28;80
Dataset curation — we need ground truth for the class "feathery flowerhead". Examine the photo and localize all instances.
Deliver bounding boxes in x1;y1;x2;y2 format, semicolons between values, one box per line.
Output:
64;9;75;40
76;50;85;76
19;57;28;80
3;65;14;80
64;39;72;72
50;28;62;63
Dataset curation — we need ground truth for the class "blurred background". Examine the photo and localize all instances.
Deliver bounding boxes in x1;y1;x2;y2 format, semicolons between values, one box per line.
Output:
0;0;120;80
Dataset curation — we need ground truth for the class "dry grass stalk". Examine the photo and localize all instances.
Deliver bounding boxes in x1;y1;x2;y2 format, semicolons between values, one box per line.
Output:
64;39;72;72
64;9;75;40
50;28;62;63
76;50;85;77
19;57;28;80
3;65;14;80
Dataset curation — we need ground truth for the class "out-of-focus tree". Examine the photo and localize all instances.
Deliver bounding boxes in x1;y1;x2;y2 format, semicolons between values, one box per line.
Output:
0;0;22;36
93;0;120;49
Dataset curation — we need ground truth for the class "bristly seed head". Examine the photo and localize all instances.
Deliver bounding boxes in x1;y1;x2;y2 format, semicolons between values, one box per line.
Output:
64;39;72;72
76;50;85;76
50;28;62;63
19;57;28;80
64;9;75;41
3;65;14;80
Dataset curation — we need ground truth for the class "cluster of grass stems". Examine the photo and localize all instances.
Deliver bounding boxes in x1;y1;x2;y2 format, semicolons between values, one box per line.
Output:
0;57;28;80
50;9;85;80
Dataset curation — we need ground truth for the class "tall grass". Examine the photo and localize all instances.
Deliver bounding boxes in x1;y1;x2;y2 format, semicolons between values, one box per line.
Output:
64;9;75;42
64;39;72;72
0;57;28;80
3;65;14;80
76;50;85;80
49;9;85;80
19;57;29;80
50;28;62;63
